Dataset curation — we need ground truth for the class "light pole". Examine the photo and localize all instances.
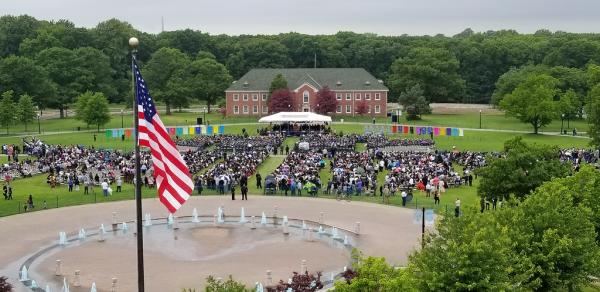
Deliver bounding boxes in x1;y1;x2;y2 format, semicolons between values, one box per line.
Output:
37;113;41;134
479;109;482;129
561;114;565;134
203;107;207;125
121;109;124;129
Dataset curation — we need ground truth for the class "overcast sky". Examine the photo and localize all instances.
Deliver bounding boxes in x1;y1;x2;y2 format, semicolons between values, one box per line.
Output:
3;0;600;36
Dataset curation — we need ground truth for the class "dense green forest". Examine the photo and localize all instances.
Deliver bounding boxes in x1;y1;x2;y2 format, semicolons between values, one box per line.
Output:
1;15;600;111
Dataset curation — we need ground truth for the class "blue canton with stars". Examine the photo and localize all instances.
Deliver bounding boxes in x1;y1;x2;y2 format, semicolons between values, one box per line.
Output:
134;59;157;123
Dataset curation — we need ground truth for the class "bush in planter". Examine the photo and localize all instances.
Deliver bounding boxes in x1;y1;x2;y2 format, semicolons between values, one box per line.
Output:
266;271;323;292
0;276;12;292
182;275;251;292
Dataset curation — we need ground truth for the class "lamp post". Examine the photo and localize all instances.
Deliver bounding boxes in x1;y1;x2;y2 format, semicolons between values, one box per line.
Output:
121;109;124;129
37;113;41;134
479;109;482;129
561;114;565;134
203;107;207;125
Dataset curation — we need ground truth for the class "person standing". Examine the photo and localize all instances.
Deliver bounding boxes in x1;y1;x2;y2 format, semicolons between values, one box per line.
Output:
68;177;73;192
195;177;203;195
231;184;236;200
256;173;262;189
116;176;122;192
455;198;461;217
401;190;407;206
93;134;97;142
101;180;109;197
241;184;248;200
434;191;440;205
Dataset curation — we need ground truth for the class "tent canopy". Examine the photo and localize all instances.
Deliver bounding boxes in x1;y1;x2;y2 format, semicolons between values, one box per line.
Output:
258;112;332;123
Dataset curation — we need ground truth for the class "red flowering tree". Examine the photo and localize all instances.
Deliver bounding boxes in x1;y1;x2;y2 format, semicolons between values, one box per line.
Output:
268;89;295;113
356;99;369;115
315;86;337;114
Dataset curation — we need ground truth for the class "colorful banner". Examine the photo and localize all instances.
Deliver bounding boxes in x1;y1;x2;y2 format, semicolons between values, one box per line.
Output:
459;129;464;137
434;127;440;136
451;128;459;137
446;127;452;136
403;126;409;134
391;125;397;133
112;129;119;138
176;127;184;136
207;125;214;135
125;129;132;138
105;129;111;138
188;126;195;135
218;125;225;135
195;126;201;135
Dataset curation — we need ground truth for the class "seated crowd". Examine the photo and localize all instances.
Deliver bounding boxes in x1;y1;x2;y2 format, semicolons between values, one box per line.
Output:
268;150;325;196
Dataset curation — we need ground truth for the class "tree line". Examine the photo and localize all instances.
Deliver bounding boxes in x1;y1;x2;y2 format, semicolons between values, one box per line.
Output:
3;16;600;107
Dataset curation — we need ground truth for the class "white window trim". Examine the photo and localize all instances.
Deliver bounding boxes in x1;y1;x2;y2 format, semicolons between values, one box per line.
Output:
261;94;267;101
303;90;309;104
243;105;248;113
233;94;239;101
336;105;342;113
233;105;239;114
253;105;258;113
355;93;361;100
375;105;381;113
345;93;351;100
252;94;258;101
243;94;248;101
262;106;268;113
336;93;342;100
365;93;371;100
375;93;381;100
346;105;351;113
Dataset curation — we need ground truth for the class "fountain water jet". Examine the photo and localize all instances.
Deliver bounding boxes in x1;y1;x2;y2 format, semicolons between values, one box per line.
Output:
58;232;67;246
19;265;28;281
260;212;267;225
78;228;86;240
239;207;247;223
90;282;97;292
192;208;200;223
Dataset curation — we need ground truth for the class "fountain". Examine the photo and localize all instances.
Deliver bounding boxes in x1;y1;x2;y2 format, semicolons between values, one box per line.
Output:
192;208;200;223
318;225;324;234
167;213;174;227
283;221;289;235
331;227;339;239
344;235;350;246
260;212;267;225
62;277;70;292
144;213;152;227
217;207;225;224
255;282;264;292
78;228;86;240
122;222;128;233
343;266;347;272
30;280;38;288
330;272;334;282
282;216;288;225
302;221;308;230
239;207;247;223
19;265;28;281
90;282;97;292
98;225;105;242
46;284;51;292
58;232;67;246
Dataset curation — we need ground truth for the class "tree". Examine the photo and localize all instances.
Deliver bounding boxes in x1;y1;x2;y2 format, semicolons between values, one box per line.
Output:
314;85;337;114
0;15;40;57
587;83;600;146
35;47;80;118
335;253;415;291
398;84;431;120
0;276;13;292
388;47;465;102
499;74;560;134
75;91;110;132
143;47;190;115
491;65;548;105
73;47;117;102
268;89;295;113
269;73;288;95
0;55;55;108
184;57;232;113
203;275;250;292
0;91;16;134
355;100;369;116
477;137;570;201
17;94;36;131
558;89;580;127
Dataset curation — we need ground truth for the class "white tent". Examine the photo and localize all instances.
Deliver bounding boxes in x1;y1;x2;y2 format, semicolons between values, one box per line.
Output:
258;112;332;123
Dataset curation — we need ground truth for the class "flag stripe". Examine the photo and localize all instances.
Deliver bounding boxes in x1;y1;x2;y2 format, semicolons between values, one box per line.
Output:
134;59;193;213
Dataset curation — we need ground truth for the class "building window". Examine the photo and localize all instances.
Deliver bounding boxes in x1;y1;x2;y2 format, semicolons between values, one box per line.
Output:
346;93;351;100
336;105;342;113
336;93;342;100
346;105;351;113
375;105;380;113
252;94;258;101
262;106;268;114
243;105;248;113
303;90;309;103
365;93;371;100
253;105;258;113
262;94;267;101
355;93;361;100
243;94;248;101
375;93;381;100
233;94;239;101
233;105;239;114
367;105;371;113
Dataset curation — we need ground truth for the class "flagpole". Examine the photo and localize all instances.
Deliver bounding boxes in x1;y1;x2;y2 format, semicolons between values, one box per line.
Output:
129;37;145;292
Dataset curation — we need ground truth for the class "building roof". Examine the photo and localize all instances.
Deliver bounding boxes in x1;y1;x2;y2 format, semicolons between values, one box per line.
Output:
226;68;388;92
258;112;332;123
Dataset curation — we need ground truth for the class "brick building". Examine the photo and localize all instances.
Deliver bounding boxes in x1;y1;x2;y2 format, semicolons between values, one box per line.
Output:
225;68;388;116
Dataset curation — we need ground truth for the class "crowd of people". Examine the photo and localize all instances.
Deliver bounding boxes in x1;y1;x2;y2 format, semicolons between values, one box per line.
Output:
268;150;325;195
366;136;435;149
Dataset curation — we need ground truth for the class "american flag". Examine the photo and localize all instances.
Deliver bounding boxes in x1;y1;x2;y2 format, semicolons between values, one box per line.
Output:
134;59;193;213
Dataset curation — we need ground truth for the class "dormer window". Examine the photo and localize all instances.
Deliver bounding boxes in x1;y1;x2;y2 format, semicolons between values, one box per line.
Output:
303;90;309;103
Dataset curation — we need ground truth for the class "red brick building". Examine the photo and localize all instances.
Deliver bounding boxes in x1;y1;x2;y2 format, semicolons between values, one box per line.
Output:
225;68;388;116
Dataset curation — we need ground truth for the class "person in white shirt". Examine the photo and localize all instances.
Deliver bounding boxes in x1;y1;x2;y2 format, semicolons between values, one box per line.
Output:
454;198;461;217
401;190;408;206
101;180;109;197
